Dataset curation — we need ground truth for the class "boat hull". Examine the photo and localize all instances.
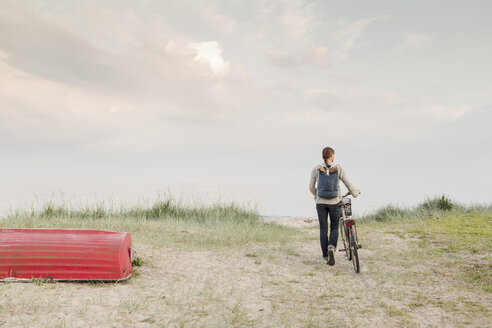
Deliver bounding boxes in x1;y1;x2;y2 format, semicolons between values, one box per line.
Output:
0;228;134;281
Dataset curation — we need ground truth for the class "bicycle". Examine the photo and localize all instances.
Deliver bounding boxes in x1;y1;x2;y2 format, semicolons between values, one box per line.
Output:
338;192;362;273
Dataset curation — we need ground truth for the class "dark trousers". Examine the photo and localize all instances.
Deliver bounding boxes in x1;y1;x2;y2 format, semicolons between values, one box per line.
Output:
316;203;341;257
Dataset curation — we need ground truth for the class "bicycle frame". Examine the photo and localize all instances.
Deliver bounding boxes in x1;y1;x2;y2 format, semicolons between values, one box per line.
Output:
339;205;352;260
338;192;361;273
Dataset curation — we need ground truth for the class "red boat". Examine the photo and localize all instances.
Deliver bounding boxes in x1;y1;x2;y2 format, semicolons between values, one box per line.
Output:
0;228;134;281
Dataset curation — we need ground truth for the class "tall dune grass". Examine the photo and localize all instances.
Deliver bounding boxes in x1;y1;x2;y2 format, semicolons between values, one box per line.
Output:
361;195;492;222
0;195;302;249
4;194;258;223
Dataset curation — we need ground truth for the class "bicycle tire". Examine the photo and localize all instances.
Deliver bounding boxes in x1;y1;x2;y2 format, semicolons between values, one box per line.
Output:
339;221;350;260
346;225;352;261
349;226;360;273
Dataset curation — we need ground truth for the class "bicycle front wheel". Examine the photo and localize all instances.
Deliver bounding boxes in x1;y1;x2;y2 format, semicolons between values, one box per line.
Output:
349;226;360;273
340;221;351;260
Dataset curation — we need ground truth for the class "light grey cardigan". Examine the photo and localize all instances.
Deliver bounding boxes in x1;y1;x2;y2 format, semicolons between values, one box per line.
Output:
309;163;359;205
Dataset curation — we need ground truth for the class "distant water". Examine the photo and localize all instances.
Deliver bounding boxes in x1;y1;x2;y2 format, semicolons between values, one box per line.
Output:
0;181;490;218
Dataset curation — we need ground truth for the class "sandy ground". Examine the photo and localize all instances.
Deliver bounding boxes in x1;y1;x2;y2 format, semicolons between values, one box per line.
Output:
261;216;318;228
0;218;490;327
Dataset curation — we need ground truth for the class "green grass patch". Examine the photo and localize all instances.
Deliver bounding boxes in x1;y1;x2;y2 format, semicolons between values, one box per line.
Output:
461;262;492;293
360;201;492;293
404;212;492;253
131;257;144;267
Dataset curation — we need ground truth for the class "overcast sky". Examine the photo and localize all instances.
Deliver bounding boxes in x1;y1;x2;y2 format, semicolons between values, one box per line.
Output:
1;1;491;206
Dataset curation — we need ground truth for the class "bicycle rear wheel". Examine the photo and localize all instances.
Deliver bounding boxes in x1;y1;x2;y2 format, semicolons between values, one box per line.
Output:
349;226;360;273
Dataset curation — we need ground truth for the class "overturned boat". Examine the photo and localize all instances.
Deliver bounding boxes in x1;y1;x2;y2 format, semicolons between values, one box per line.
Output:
0;228;134;281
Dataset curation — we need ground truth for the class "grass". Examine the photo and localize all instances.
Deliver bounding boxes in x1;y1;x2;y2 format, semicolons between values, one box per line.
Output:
361;194;492;222
359;195;492;293
0;194;490;327
0;196;303;249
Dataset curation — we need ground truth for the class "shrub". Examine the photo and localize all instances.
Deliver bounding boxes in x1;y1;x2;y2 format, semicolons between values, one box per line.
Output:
419;195;455;212
363;205;407;222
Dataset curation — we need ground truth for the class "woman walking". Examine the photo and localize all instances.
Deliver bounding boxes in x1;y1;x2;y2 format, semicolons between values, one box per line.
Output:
309;147;360;266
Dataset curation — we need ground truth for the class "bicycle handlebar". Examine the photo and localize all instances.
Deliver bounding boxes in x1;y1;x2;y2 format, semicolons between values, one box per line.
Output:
342;190;362;198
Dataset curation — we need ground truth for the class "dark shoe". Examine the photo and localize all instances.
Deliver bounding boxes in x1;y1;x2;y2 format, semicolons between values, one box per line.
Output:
327;248;335;266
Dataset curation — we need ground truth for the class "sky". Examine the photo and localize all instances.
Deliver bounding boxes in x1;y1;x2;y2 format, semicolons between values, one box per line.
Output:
0;1;491;214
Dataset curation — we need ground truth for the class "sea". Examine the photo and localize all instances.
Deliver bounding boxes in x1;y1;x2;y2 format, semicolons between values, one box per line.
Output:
0;181;490;219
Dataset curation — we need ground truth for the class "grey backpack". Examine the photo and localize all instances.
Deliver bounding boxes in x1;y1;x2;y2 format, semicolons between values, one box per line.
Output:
317;170;338;199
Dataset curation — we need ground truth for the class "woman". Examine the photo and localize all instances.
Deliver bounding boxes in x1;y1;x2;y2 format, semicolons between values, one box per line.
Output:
309;147;360;266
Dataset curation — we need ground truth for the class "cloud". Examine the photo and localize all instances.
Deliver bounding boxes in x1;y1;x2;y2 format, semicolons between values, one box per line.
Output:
0;0;488;185
266;48;299;68
0;12;238;151
190;41;230;76
251;0;318;70
108;106;122;113
0;12;142;94
332;17;378;59
199;1;238;33
426;105;470;120
254;0;316;44
395;32;431;53
266;46;330;69
303;46;330;68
